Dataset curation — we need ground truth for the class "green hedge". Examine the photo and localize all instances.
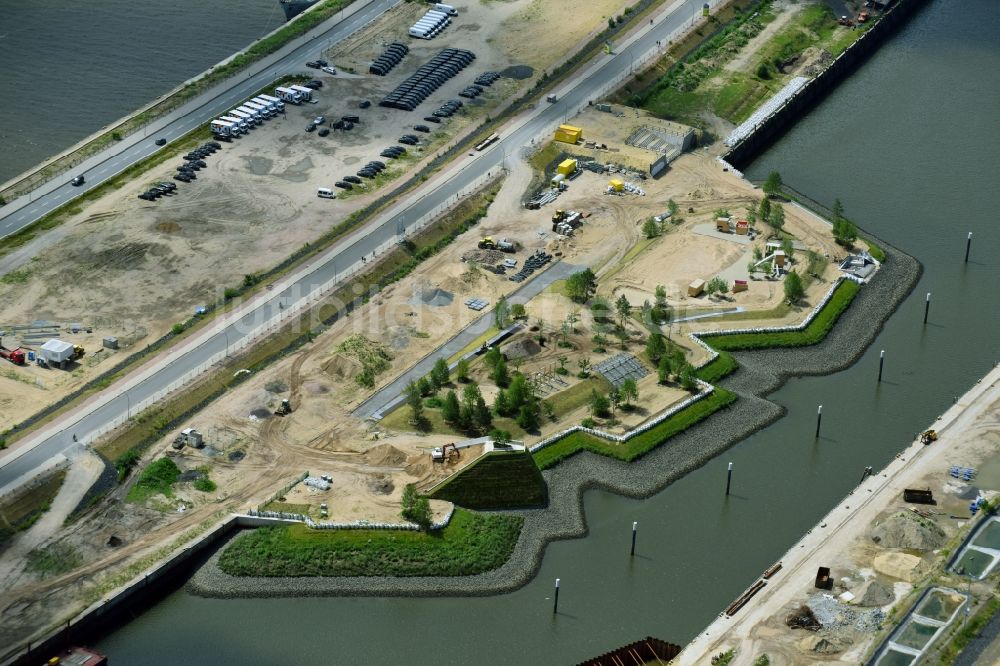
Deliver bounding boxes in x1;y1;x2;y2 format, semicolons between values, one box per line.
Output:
699;280;860;351
429;451;547;509
218;508;521;577
534;388;737;470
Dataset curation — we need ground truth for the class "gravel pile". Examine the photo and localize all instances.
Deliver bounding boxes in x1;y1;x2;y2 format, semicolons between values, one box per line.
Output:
807;594;886;633
189;237;922;599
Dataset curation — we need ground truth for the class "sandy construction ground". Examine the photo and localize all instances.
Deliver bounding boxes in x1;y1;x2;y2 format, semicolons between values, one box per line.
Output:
0;0;641;432
680;363;1000;665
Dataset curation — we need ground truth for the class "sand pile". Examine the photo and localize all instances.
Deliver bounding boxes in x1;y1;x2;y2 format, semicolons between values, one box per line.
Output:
870;511;946;550
873;552;923;582
322;354;361;380
364;444;408;467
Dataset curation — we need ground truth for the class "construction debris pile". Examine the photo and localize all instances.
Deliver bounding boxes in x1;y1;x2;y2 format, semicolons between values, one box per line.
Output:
508;250;552;283
805;594;886;633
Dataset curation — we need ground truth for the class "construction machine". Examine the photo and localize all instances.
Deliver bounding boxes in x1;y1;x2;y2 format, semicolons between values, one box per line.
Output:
72;344;85;360
431;442;460;463
478;236;516;252
0;345;26;365
920;429;938;445
274;399;293;416
478;236;497;250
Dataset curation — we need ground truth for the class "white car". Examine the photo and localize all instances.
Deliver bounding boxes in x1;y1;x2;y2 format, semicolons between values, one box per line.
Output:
321;66;337;75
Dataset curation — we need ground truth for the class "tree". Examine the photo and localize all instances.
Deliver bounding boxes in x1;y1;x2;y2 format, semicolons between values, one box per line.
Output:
490;428;512;445
484;346;503;369
784;270;805;303
832;198;844;221
769;202;785;233
706;276;728;298
473;396;493;433
401;484;431;528
621;378;639;407
652;284;670;324
442;390;461;424
417;376;434;397
493;390;511;417
615;293;631;330
556;355;568;375
494;296;510;329
517;401;540;431
510;303;527;319
578;357;591;378
679;363;697;392
657;356;671;384
406;382;426;429
608;387;621;418
491;357;510;388
763;171;783;196
780;237;794;260
642;218;660;239
430;357;450;388
566;268;598;303
646;332;666;363
589;390;610;418
456;358;470;383
667;198;679;216
758;196;771;222
833;218;858;246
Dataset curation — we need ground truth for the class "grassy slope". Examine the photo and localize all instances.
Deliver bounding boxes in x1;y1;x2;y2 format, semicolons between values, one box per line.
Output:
429;452;547;509
219;508;522;577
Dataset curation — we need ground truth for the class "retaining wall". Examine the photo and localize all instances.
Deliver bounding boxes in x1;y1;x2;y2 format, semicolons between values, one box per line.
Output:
724;0;930;169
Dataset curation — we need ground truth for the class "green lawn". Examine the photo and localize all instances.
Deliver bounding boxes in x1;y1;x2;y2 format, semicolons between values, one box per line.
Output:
218;508;522;577
126;458;181;504
429;451;547;509
533;387;737;470
698;280;860;350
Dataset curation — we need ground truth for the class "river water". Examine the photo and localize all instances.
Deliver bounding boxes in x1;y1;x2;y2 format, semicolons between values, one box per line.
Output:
86;0;998;663
0;0;283;185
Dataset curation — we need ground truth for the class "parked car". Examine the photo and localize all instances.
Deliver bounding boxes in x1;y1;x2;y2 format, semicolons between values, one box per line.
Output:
321;66;337;75
313;116;326;125
305;80;322;90
318;128;330;137
305;124;316;133
359;100;371;109
70;175;85;186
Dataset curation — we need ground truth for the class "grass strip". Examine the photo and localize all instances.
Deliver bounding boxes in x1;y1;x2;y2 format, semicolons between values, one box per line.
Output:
695;350;738;383
699;280;860;351
428;452;547;509
533;387;737;470
218;508;521;577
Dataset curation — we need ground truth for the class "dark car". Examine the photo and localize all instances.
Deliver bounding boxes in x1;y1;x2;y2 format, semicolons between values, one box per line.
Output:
70;175;85;186
316;59;328;67
335;181;353;190
155;138;167;146
174;174;191;183
208;141;222;149
138;192;154;201
368;160;385;169
345;175;362;184
194;160;207;168
305;60;321;69
305;124;316;133
357;170;376;178
359;100;371;109
318;128;330;137
305;80;322;90
413;125;430;133
158;182;177;191
424;116;441;124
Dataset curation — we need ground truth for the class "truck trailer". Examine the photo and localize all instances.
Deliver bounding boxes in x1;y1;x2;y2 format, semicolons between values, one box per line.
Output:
290;84;314;101
275;87;302;104
251;96;278;113
210;119;236;136
244;101;271;118
220;116;247;133
258;93;285;111
236;106;263;124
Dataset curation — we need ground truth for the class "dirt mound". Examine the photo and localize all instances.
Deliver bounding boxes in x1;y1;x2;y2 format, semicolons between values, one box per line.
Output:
871;511;946;550
504;337;542;360
798;635;850;655
873;551;923;582
406;458;433;479
364;444;408;467
409;285;454;307
858;580;894;607
322;354;362;380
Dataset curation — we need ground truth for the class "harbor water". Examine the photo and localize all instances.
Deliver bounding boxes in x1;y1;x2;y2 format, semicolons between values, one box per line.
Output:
21;0;992;662
0;0;283;185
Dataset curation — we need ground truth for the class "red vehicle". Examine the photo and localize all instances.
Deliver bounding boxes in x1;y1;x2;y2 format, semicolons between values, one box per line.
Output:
0;345;26;365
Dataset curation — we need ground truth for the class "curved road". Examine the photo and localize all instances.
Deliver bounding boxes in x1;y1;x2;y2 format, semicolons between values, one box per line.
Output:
0;0;712;492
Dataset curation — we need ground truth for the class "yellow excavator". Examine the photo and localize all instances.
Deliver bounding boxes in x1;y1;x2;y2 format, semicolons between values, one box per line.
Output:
920;430;938;445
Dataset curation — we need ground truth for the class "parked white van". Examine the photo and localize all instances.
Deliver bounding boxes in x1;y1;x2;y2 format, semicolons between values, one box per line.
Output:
434;3;458;16
317;188;336;199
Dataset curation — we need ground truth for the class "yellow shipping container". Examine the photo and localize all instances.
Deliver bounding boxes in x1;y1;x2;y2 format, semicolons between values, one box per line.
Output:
557;159;577;176
609;179;624;191
554;124;583;144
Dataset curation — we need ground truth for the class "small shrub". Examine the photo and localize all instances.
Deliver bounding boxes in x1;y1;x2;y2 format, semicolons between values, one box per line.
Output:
194;477;217;492
171;323;185;335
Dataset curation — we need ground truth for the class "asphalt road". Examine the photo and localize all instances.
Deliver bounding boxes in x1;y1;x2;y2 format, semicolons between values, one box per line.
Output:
0;0;710;492
0;0;400;239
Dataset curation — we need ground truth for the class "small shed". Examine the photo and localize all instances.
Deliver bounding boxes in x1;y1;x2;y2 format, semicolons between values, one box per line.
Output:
735;219;749;235
715;217;732;233
774;250;787;267
557;158;578;176
180;428;204;448
608;179;624;192
554;124;583;144
40;339;74;364
732;280;748;293
688;279;706;297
